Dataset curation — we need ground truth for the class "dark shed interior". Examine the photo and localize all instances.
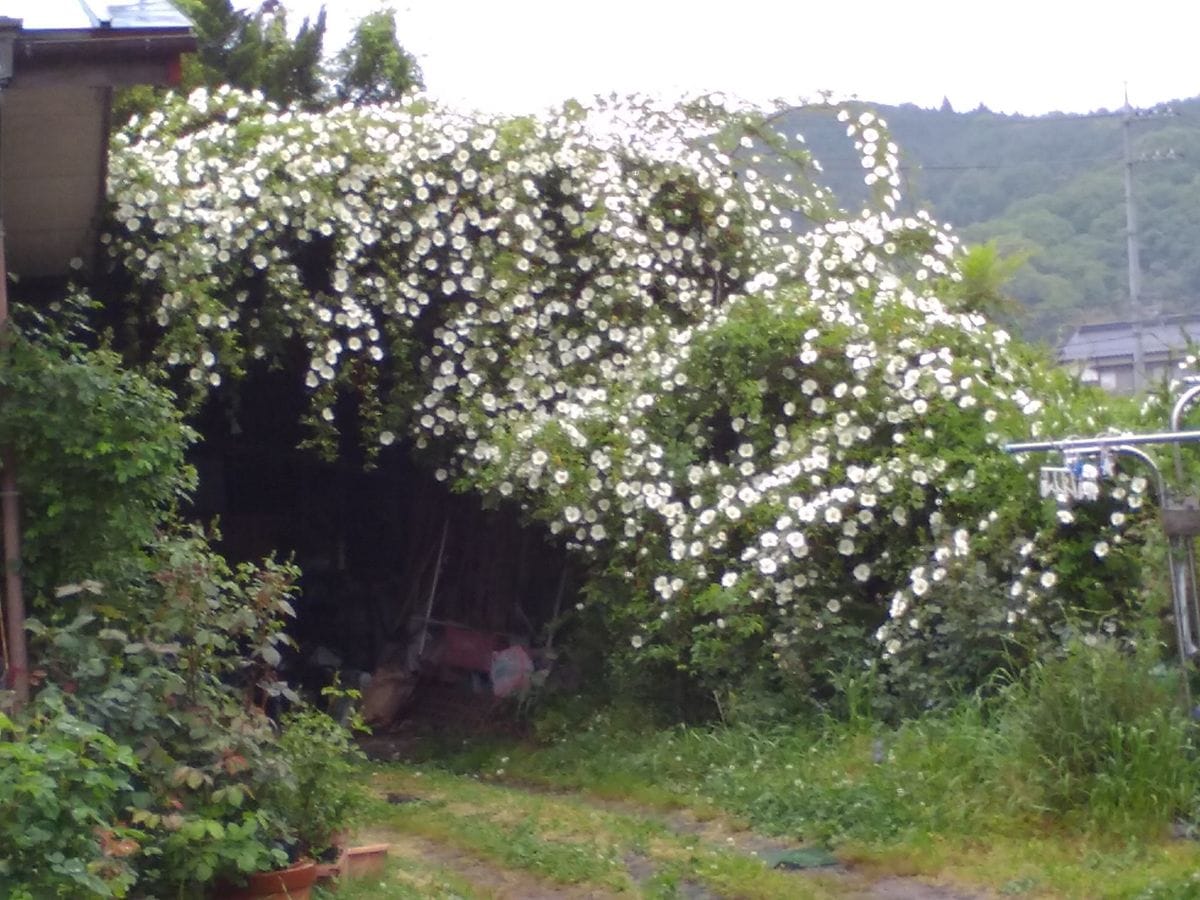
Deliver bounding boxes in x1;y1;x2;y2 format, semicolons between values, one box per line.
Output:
189;369;576;718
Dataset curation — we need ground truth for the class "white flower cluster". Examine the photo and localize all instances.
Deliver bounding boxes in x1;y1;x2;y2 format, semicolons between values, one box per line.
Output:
110;88;799;409
108;90;1140;677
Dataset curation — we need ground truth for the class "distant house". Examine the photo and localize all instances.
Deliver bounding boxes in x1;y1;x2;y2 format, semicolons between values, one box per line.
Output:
1057;314;1200;393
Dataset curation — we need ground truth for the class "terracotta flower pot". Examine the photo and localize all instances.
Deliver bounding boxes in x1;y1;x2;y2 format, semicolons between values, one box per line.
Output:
310;843;389;891
312;859;341;888
341;843;389;880
215;858;318;900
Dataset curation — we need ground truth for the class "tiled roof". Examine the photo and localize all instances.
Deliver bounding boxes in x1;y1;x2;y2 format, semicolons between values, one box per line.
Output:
3;0;191;32
1057;314;1200;363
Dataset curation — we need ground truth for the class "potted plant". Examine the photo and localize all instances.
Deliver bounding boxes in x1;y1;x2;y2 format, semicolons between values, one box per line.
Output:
265;694;372;876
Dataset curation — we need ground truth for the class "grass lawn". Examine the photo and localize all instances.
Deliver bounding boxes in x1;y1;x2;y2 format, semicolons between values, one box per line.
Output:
324;698;1200;899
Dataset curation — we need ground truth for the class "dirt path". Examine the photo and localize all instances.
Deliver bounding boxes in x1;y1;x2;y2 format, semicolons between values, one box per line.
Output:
358;772;993;899
495;784;991;900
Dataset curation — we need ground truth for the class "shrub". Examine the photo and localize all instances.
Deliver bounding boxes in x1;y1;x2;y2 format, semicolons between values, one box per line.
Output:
0;280;367;896
0;317;194;598
6;531;369;896
0;703;139;899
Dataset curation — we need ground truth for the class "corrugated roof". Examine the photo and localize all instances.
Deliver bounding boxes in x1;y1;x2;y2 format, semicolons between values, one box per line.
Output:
103;0;193;30
1058;315;1200;363
3;0;191;32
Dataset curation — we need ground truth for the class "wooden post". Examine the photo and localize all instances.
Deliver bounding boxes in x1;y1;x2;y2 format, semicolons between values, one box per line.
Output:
0;224;28;708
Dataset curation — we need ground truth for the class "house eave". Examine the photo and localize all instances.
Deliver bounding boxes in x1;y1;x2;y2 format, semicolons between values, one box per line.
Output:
10;29;195;89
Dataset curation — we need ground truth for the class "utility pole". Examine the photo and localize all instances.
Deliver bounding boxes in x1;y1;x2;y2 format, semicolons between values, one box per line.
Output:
1123;89;1146;393
1121;88;1181;394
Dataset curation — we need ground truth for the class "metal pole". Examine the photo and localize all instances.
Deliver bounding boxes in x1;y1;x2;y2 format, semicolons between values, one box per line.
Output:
1008;377;1200;708
1005;429;1200;455
0;222;27;708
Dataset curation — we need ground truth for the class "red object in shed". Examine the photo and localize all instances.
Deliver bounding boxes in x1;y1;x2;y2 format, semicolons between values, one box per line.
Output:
441;625;503;672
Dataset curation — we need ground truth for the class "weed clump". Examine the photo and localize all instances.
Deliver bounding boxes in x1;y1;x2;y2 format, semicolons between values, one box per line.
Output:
1001;640;1198;829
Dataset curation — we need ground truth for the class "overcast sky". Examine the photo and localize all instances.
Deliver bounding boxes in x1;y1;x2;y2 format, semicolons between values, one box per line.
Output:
256;0;1199;116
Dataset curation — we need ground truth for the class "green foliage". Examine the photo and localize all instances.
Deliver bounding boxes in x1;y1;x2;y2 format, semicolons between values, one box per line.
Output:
365;782;632;890
1002;640;1199;828
939;240;1028;324
462;644;1199;843
0;318;195;598
365;754;1200;898
0;529;372;897
363;727;1200;897
24;536;302;893
148;529;301;709
0;307;338;894
0;703;139;899
117;1;425;125
333;9;423;106
173;0;327;109
507;704;1020;844
779;100;1200;342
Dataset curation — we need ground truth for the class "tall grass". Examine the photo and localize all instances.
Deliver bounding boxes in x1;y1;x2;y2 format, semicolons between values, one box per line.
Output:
1000;640;1199;830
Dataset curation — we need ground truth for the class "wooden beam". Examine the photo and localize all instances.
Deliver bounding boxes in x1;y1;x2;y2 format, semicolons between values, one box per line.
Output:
9;58;182;89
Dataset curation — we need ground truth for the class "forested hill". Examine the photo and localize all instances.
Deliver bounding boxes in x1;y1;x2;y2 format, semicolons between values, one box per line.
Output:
780;98;1200;343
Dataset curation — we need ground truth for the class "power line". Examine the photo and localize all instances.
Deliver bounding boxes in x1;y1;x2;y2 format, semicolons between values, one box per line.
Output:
786;101;1195;126
812;157;1123;173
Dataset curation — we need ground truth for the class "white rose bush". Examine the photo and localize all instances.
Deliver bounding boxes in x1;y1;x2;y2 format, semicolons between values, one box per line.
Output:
105;88;1156;711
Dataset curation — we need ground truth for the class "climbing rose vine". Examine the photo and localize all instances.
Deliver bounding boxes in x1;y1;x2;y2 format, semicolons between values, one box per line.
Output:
107;89;1153;704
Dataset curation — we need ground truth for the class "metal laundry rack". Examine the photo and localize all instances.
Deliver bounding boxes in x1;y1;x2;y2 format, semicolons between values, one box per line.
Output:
1004;377;1200;681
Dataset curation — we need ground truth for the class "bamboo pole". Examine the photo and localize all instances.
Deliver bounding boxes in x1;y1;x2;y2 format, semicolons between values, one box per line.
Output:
416;518;449;659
